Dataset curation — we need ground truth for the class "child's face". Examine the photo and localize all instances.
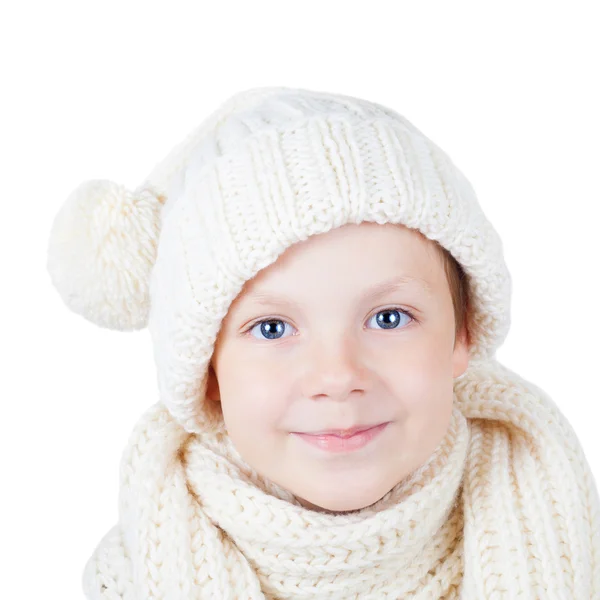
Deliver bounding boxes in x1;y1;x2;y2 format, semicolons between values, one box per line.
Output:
206;222;470;513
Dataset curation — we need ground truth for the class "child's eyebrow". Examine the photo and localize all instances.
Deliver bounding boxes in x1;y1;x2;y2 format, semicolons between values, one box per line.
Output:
362;275;433;301
245;275;433;309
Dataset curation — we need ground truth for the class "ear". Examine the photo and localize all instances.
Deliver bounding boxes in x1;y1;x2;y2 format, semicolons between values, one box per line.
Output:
452;326;470;379
205;362;221;403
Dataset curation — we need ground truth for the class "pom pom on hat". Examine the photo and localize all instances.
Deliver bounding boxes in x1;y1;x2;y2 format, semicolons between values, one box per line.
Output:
47;179;166;331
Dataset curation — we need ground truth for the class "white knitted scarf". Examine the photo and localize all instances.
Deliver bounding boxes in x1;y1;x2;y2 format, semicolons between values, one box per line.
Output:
83;358;600;599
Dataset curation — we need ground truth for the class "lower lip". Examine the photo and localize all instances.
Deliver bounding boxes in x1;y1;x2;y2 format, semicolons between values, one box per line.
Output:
291;422;389;453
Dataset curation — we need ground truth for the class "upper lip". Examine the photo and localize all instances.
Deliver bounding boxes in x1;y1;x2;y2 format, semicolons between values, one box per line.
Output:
297;423;387;437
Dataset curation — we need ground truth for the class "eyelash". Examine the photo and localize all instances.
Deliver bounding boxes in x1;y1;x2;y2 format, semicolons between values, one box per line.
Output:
243;306;418;339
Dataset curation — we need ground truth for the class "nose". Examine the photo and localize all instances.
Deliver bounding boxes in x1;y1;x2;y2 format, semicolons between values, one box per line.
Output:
300;335;369;401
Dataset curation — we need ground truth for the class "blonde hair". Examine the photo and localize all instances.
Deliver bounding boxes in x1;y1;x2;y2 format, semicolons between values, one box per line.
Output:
437;245;471;349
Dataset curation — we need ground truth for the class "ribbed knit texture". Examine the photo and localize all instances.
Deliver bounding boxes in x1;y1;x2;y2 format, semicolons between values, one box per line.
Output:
82;358;600;599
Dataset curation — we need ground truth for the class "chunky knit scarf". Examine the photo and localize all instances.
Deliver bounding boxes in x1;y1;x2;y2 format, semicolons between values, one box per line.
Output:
82;358;600;599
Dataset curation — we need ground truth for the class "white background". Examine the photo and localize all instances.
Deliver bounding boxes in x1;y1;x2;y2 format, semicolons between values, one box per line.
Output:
2;1;599;597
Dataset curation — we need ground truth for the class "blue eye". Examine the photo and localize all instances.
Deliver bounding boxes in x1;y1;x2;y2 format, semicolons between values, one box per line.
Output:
249;319;295;341
366;308;413;330
247;308;415;341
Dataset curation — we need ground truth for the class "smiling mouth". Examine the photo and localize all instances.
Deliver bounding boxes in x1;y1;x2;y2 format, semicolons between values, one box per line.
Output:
296;423;387;438
291;422;390;453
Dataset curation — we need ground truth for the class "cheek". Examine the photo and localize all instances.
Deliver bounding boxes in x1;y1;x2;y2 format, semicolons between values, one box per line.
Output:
380;342;454;428
395;371;454;459
218;354;291;433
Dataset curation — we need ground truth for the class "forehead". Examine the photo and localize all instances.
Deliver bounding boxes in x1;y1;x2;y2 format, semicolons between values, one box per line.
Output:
235;222;443;301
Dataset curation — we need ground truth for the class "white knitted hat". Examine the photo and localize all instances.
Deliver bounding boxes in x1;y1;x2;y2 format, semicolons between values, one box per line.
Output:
47;85;511;435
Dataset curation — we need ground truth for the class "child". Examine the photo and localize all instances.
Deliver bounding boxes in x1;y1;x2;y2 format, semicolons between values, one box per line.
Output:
47;86;600;598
